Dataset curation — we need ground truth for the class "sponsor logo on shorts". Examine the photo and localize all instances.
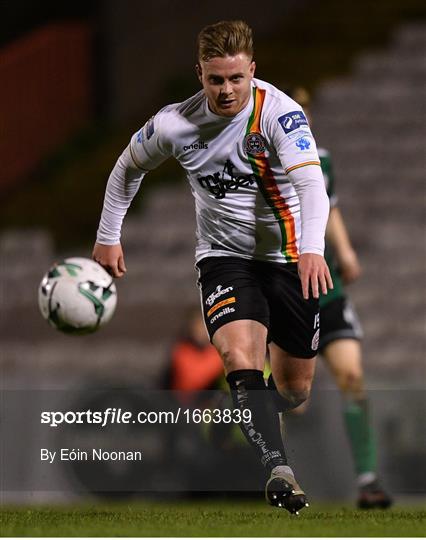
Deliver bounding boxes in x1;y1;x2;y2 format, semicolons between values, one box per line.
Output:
183;140;208;151
278;110;308;134
243;132;266;155
311;328;320;350
210;306;236;324
207;297;236;318
206;284;234;307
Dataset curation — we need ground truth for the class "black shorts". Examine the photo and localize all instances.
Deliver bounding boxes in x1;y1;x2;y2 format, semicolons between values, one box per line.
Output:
318;296;363;352
196;256;320;359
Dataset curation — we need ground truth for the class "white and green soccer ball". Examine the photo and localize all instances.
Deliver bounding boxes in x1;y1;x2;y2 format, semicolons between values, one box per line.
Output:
38;257;117;335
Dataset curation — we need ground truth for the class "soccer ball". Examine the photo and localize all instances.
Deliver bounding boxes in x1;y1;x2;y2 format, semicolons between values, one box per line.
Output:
38;257;117;334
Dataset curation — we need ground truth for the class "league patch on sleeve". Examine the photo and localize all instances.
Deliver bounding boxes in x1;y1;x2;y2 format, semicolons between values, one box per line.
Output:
136;128;143;144
295;135;312;151
278;111;308;134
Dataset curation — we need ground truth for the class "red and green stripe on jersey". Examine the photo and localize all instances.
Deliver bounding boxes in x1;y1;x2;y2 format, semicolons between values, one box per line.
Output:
245;86;317;263
245;87;297;262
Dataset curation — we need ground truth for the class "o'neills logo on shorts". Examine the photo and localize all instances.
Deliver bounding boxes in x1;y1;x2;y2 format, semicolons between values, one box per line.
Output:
210;306;236;324
206;284;234;307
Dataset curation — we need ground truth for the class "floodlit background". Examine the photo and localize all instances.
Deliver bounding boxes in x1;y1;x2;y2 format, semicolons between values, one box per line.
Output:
0;0;425;504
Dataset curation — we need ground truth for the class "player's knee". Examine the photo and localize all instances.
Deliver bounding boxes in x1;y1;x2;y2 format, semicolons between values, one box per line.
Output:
337;369;364;396
220;345;259;373
278;385;311;410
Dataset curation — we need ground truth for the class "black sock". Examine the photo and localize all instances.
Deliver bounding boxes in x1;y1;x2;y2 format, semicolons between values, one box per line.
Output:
226;369;287;471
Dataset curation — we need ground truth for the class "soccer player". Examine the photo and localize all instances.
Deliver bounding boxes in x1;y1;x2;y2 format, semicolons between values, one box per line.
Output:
93;20;333;514
276;87;392;509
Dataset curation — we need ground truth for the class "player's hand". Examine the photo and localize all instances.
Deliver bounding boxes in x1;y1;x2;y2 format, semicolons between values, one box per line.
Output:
92;242;127;278
298;253;333;300
338;249;361;284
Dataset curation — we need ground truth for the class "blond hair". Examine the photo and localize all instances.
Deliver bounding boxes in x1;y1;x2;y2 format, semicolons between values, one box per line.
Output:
197;20;254;62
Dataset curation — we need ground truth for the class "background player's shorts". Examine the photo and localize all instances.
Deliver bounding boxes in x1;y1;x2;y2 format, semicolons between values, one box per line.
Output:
196;256;320;359
318;296;363;352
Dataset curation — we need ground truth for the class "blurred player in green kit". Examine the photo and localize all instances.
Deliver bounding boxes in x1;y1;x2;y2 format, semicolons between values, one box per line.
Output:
280;88;392;509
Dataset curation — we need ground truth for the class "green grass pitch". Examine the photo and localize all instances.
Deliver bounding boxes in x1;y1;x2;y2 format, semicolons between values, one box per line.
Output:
1;500;425;537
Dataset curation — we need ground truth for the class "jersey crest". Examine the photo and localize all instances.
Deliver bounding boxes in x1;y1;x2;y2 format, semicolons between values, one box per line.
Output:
244;132;266;155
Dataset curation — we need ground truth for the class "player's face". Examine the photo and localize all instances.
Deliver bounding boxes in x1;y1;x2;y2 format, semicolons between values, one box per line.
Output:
196;53;256;117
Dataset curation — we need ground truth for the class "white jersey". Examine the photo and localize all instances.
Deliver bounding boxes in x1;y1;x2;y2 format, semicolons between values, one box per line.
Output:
97;78;329;264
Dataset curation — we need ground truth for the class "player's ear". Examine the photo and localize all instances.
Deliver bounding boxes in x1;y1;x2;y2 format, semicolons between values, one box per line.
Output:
249;61;256;78
195;63;203;83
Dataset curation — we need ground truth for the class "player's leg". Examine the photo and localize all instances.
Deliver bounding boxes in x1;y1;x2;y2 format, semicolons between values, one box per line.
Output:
213;319;289;473
269;342;316;411
213;318;266;373
258;261;319;513
323;338;375;474
320;297;392;508
266;344;316;512
322;339;392;508
196;257;291;505
260;260;320;414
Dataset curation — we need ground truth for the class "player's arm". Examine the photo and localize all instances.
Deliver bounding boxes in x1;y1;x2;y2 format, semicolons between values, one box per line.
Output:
93;115;171;277
326;206;361;284
272;108;333;298
288;164;333;299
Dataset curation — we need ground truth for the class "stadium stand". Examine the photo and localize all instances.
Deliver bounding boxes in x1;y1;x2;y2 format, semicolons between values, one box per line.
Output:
312;22;426;378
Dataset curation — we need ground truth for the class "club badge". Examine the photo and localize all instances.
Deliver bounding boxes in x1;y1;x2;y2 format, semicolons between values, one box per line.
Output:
244;132;266;155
